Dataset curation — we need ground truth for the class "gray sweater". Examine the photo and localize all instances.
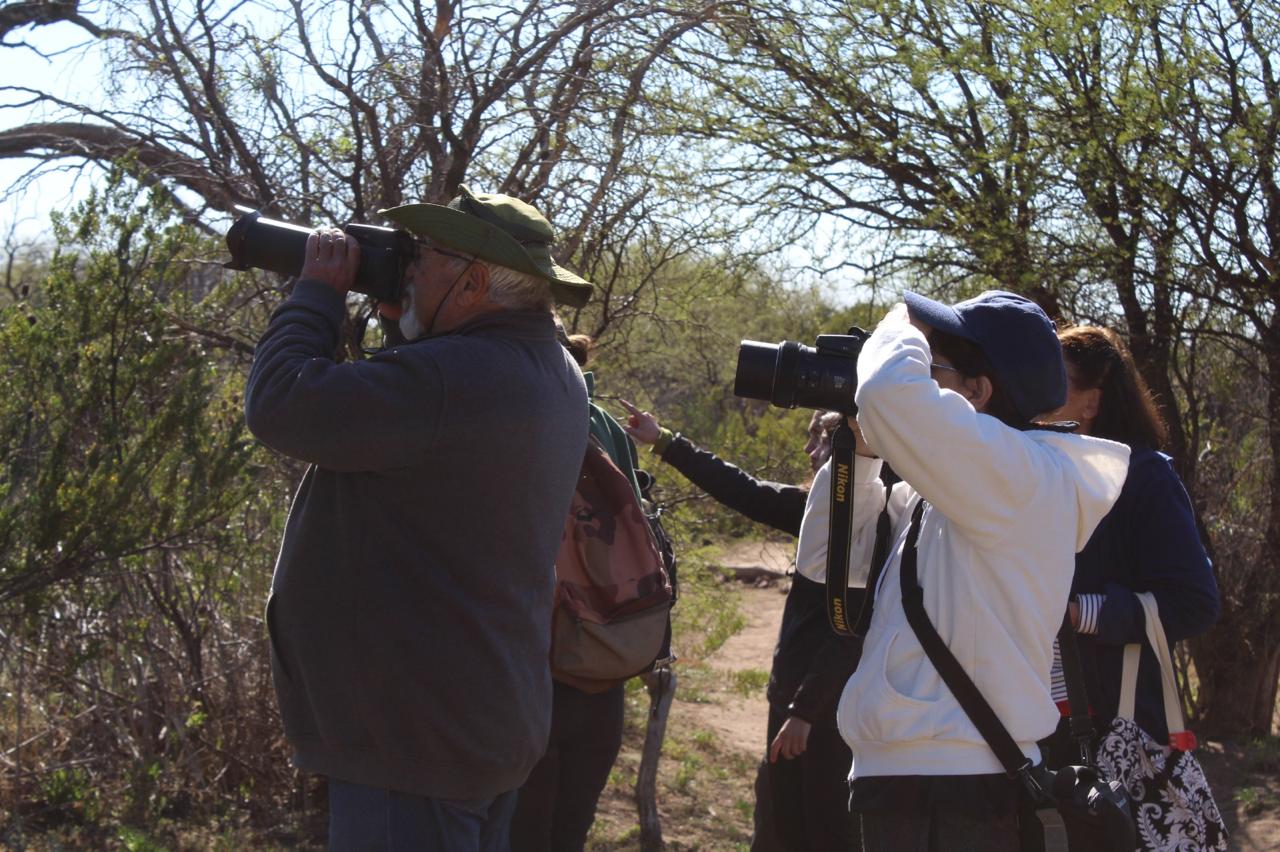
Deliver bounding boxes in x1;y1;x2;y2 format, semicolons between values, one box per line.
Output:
245;280;588;799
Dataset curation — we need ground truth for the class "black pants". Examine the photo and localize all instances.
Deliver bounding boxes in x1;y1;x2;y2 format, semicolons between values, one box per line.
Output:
761;705;861;852
860;806;1021;852
853;774;1021;852
511;680;625;852
750;754;783;851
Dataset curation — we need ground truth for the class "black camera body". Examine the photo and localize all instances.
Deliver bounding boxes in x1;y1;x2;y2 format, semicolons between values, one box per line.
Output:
224;207;416;304
733;329;870;414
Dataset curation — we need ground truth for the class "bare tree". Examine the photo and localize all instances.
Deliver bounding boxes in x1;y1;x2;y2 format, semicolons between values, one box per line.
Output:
1166;0;1280;736
0;0;735;339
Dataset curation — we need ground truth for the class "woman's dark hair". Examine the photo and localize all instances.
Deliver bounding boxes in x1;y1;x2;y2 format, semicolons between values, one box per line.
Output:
928;330;1024;428
563;333;593;367
1058;325;1167;450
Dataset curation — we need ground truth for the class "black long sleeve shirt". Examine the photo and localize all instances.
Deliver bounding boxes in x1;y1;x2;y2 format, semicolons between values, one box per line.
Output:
659;434;863;727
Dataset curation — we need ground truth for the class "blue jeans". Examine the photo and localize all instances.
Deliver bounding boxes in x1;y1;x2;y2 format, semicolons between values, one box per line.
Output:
329;777;518;852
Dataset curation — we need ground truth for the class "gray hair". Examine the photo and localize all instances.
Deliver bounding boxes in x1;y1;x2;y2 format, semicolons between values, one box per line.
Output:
435;252;552;311
486;263;553;311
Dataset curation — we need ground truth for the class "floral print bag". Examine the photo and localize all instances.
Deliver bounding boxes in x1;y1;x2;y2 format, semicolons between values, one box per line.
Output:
1093;592;1228;851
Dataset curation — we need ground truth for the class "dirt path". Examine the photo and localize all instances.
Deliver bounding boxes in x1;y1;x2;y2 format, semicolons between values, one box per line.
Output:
671;581;786;757
673;538;793;757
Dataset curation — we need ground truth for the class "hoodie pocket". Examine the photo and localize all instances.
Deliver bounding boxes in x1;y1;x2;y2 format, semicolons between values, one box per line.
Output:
840;629;941;743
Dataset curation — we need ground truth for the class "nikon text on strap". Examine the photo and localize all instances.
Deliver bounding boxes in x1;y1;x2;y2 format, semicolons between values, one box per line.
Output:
825;420;896;638
824;423;858;635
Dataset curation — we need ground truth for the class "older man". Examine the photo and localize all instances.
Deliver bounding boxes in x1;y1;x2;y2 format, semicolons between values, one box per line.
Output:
244;187;591;850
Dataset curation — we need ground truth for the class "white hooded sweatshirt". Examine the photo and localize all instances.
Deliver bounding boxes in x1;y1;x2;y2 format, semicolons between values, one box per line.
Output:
826;308;1130;778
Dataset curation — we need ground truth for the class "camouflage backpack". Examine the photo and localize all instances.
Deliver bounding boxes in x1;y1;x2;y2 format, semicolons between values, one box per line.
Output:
551;436;675;693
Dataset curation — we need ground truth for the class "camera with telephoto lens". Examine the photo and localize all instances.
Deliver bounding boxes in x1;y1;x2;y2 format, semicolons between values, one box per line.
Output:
733;329;871;414
224;206;416;304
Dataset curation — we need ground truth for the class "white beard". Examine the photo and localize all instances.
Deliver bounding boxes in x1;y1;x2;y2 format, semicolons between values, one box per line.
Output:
398;286;425;340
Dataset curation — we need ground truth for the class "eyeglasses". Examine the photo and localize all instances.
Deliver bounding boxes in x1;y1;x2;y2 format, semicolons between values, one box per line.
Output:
930;362;961;375
413;239;472;263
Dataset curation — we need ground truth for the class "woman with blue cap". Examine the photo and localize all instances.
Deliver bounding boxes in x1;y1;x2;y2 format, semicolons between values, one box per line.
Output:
806;292;1131;849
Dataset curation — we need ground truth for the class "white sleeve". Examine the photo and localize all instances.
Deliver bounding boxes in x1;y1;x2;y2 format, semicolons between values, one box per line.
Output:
795;454;886;586
853;307;1052;544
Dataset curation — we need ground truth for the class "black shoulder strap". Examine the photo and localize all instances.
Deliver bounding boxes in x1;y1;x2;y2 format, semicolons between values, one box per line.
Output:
900;501;1096;777
824;423;858;636
825;426;898;637
898;500;1030;775
1057;613;1095;764
849;466;899;637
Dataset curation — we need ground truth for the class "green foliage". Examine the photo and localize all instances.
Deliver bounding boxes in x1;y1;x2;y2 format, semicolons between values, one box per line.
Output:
0;177;258;603
118;825;167;852
1235;785;1278;817
1244;737;1280;774
39;767;99;821
730;668;770;697
584;251;883;538
671;546;748;660
0;175;292;835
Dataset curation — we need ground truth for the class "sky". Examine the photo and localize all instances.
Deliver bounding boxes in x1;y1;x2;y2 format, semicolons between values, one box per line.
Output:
0;16;107;242
0;5;879;306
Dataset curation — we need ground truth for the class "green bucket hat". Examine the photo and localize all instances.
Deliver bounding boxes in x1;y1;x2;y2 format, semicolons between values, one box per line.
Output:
379;186;593;308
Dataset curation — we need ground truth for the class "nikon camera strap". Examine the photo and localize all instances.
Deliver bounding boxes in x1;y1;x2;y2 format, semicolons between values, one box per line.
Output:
824;423;896;637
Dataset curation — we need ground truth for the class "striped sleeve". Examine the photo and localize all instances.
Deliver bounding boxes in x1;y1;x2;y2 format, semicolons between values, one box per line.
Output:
1076;594;1105;635
1050;639;1067;702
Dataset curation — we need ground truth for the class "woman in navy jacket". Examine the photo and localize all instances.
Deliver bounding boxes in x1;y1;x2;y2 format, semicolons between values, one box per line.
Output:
1051;326;1219;747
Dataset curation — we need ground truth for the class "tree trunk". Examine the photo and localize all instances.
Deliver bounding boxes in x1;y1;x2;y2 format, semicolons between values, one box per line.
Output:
1193;332;1280;736
1194;631;1280;737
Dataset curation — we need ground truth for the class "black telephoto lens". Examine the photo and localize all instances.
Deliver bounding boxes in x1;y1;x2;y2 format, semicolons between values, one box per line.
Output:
734;340;783;403
224;208;412;304
225;210;311;279
732;332;866;414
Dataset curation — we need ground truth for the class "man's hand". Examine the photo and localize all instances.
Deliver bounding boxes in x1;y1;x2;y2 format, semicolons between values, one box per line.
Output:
300;227;360;295
619;399;662;444
768;715;811;762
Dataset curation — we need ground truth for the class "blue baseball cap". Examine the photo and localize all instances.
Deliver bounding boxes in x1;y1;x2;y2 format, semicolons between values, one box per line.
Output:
903;290;1067;422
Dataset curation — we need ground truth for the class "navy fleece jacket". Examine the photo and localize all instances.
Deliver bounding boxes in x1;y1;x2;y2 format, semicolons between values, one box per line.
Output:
245;280;588;799
1072;447;1219;741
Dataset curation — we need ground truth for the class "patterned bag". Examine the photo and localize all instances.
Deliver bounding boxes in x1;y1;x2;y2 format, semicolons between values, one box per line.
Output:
1094;592;1228;851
